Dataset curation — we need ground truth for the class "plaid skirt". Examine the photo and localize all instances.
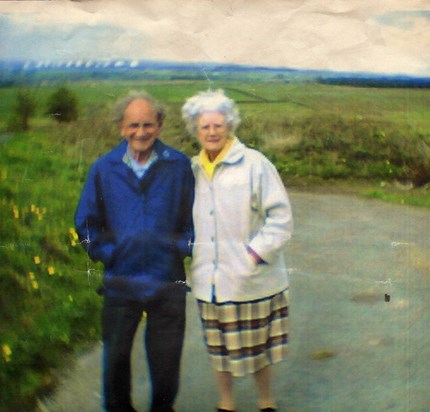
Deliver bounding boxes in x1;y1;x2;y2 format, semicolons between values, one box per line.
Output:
197;289;289;377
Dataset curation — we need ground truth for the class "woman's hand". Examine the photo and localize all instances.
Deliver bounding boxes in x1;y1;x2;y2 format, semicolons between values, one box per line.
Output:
246;246;265;265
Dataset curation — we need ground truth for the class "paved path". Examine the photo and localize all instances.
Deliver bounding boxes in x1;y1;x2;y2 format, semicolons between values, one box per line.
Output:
37;192;430;412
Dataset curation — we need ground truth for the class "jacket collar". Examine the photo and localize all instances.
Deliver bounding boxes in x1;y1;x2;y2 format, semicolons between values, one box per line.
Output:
221;138;245;165
108;139;181;164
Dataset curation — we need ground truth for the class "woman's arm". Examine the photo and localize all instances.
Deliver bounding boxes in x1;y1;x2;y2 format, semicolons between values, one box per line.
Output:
247;155;293;264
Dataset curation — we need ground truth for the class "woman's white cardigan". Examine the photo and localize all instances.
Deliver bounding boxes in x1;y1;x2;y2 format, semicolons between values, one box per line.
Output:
190;139;293;303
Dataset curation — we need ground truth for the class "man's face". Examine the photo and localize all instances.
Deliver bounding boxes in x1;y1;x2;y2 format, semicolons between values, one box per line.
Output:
120;99;161;158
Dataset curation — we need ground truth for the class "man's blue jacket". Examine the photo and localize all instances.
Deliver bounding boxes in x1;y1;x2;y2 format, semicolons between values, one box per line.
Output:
74;139;194;301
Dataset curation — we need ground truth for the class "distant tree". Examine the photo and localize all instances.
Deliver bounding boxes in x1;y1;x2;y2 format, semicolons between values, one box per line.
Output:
46;86;79;122
7;89;37;131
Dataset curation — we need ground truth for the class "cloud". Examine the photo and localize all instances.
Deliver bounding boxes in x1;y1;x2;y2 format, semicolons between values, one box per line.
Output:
373;10;430;76
0;0;429;75
1;19;129;60
375;10;430;29
0;4;150;61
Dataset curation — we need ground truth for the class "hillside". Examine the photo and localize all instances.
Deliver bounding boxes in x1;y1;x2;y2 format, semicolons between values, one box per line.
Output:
1;58;430;88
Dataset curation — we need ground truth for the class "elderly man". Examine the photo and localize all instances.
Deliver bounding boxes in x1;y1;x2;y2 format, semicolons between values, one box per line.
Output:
75;92;194;412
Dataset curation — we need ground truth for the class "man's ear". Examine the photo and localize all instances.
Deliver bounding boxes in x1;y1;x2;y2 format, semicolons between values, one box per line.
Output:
119;121;126;137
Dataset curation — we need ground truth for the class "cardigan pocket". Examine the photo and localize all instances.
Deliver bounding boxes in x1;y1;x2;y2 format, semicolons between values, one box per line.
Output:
237;243;262;276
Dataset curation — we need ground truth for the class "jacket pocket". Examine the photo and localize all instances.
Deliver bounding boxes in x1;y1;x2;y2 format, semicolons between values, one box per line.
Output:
238;243;261;276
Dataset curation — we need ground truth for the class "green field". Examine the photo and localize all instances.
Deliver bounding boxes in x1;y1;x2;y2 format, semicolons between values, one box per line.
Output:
1;79;430;411
3;79;430;126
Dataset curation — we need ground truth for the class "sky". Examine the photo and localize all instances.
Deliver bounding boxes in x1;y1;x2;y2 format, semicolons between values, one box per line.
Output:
0;0;430;76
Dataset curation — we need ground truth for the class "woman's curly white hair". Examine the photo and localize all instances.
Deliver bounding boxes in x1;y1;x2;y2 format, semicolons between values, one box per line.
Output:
181;89;241;135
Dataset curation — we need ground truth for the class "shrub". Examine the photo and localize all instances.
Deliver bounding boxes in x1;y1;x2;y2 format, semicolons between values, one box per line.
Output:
262;113;430;186
46;86;79;123
394;133;430;187
7;90;37;132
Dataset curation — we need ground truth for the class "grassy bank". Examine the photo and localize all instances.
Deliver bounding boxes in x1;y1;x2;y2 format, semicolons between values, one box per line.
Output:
1;79;430;411
0;129;106;411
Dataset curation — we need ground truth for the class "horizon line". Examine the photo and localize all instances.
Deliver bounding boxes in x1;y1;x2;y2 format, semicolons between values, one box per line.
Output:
1;58;430;80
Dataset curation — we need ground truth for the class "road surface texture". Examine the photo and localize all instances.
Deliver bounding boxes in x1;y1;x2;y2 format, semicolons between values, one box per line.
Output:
37;192;430;412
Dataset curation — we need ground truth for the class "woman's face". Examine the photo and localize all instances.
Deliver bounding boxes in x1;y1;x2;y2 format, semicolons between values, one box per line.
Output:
197;112;231;160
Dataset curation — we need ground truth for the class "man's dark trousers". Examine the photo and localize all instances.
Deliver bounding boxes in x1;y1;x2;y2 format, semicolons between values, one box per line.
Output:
102;285;186;412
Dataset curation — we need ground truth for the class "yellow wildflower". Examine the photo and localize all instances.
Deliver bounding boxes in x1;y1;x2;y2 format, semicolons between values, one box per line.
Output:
30;204;36;212
12;206;19;219
32;280;39;289
47;266;55;276
69;228;79;240
28;272;35;280
33;256;41;265
2;344;12;362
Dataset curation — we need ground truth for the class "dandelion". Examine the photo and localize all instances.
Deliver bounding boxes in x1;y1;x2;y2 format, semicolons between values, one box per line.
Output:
27;272;39;290
33;256;41;265
2;344;12;362
47;266;55;276
69;228;79;240
69;228;79;247
12;206;19;219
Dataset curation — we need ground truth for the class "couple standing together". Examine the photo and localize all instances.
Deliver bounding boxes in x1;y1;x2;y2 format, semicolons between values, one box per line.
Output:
74;89;293;412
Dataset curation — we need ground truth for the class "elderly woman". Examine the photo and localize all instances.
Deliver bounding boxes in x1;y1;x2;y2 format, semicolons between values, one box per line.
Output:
182;90;293;412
